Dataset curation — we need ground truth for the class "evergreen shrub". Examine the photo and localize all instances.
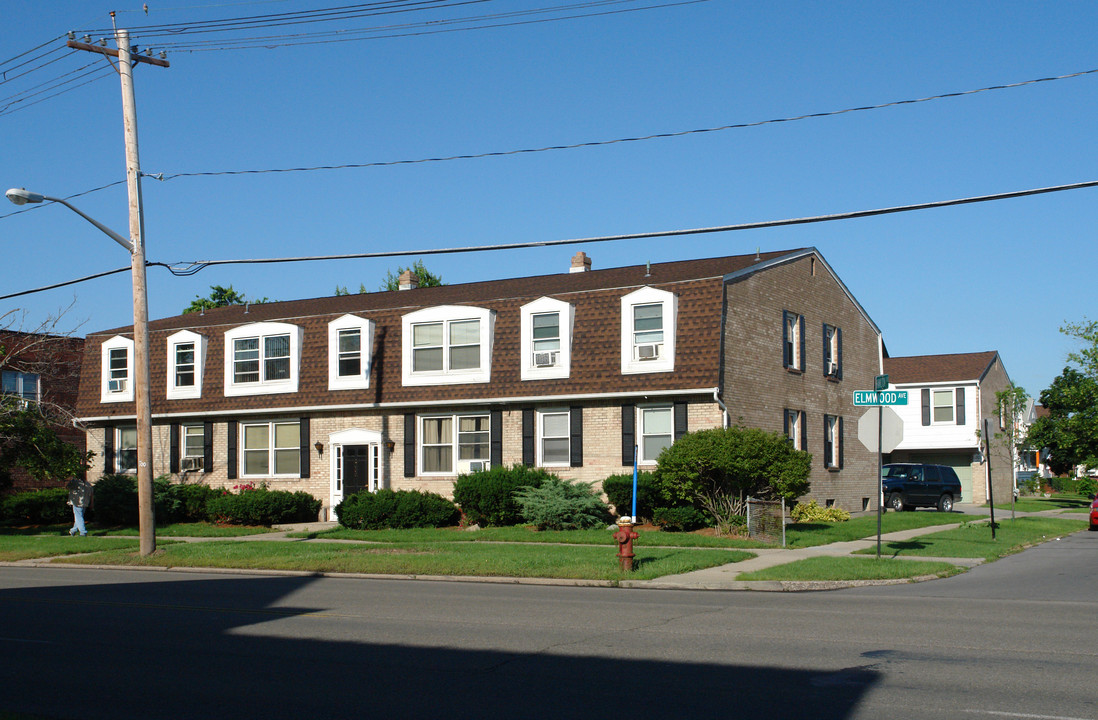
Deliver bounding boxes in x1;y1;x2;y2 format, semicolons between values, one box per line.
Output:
336;489;459;530
514;477;612;531
601;471;662;520
651;505;710;532
91;474;139;525
1;487;70;524
206;485;321;526
452;465;552;526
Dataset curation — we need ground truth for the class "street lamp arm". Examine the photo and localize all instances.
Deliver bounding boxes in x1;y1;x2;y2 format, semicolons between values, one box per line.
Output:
5;188;134;253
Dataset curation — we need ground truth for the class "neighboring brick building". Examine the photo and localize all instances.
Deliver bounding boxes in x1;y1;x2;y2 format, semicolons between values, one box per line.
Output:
1;330;86;493
74;248;883;518
883;351;1014;505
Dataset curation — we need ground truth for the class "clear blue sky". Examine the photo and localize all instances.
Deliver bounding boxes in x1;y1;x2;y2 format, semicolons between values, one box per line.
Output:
3;0;1095;399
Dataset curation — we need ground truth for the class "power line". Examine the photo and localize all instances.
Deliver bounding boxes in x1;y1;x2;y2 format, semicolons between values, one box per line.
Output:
154;66;1098;181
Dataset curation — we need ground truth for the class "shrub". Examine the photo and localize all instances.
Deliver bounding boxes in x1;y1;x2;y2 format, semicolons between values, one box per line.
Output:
336;489;459;530
651;505;710;532
91;474;139;526
602;471;663;520
1077;476;1098;499
206;486;321;526
1;487;70;524
791;500;850;523
170;483;219;523
514;477;612;531
452;465;552;527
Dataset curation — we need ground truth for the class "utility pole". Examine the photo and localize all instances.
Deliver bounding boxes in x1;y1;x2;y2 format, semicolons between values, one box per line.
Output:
69;20;168;556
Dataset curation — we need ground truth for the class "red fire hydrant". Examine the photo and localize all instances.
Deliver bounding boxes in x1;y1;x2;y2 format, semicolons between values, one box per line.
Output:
613;519;639;572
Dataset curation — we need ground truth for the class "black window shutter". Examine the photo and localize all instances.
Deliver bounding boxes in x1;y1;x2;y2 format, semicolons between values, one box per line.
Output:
783;409;790;436
169;422;180;474
838;416;844;469
226;421;237;480
490;410;503;468
404;413;416;478
621;404;635;466
836;328;843;379
798;315;805;371
203;421;213;473
569;406;583;468
956;387;966;425
103;426;115;474
674;402;688;439
921;389;931;426
800;411;808;451
299;417;310;478
823;417;830;468
782;311;790;368
522;409;535;467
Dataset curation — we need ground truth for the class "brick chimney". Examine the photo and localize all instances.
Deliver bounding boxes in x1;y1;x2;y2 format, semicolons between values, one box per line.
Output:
398;270;419;290
569;251;591;273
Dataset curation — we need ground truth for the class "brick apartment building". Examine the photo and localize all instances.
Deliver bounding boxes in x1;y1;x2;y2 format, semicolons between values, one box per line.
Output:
74;248;883;519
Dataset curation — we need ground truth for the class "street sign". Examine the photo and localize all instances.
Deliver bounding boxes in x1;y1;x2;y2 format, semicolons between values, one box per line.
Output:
874;374;889;391
858;406;904;453
853;390;908;406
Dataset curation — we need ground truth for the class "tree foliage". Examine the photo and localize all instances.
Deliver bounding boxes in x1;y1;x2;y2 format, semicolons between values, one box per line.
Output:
183;285;270;314
994;382;1030;479
379;260;444;291
655;425;811;533
1028;319;1098;475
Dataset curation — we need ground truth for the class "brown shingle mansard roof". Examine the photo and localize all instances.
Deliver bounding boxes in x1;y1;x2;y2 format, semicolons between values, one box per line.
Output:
883;351;1001;385
76;249;809;419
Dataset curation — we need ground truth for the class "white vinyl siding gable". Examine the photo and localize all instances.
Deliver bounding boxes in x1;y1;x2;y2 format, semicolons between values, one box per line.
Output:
223;322;303;397
520;297;574;380
620;287;677;375
100;335;135;403
166;330;205;400
327;314;375;391
401;306;494;386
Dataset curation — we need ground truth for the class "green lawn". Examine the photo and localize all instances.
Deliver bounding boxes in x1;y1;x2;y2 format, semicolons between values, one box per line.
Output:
854;516;1087;561
784;511;981;548
988;494;1092;514
296;525;768;548
737;556;964;582
0;535;143;562
52;540;754;581
0;522;276;538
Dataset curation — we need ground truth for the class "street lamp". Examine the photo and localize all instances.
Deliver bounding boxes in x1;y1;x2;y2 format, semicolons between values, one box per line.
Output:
6;187;156;555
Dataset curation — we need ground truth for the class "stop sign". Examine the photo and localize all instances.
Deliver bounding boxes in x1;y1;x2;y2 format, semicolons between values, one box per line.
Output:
858;406;904;453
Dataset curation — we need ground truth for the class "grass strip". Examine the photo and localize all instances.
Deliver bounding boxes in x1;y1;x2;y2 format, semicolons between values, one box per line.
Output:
106;522;276;537
737;556;964;582
293;525;767;548
987;494;1091;513
784;512;982;548
0;535;142;562
52;540;754;581
854;516;1087;561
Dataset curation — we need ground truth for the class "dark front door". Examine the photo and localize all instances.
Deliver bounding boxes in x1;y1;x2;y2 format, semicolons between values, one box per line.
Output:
344;445;371;497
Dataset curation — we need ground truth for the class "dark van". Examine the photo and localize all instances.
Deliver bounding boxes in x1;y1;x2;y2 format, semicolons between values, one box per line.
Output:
882;463;962;512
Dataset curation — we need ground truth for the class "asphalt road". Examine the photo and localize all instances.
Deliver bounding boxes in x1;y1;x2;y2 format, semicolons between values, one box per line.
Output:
1;529;1095;720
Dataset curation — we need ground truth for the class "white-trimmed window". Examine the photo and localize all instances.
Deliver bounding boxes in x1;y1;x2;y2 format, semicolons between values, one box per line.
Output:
620;287;677;374
520;297;574;380
785;409;806;451
538;410;571;466
100;335;135;403
419;413;490;475
824;415;842;469
823;324;842;379
2;370;39;403
783;311;804;371
402;306;494;386
639;406;673;464
932;389;954;424
180;424;204;471
241;420;300;477
223;322;302;397
117;426;137;474
166;330;205;400
328;314;374;391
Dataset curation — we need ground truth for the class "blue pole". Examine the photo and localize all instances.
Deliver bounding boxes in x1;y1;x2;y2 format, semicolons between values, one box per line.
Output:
631;444;639;520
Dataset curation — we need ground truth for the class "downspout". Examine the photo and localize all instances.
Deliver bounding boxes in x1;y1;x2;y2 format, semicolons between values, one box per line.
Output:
712;387;729;428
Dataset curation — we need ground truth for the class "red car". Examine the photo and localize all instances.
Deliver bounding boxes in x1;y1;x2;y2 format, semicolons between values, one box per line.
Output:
1091;497;1098;531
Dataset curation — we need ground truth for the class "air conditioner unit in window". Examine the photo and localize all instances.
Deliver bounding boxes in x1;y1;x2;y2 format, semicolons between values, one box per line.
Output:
181;457;203;472
468;460;489;473
108;378;127;392
634;343;662;361
532;351;559;368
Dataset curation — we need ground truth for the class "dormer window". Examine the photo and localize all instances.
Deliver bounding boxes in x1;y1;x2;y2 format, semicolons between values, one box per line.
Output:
328;315;374;391
166;330;206;400
224;322;302;397
520;297;573;380
100;335;135;403
402;306;494;386
620;287;676;375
